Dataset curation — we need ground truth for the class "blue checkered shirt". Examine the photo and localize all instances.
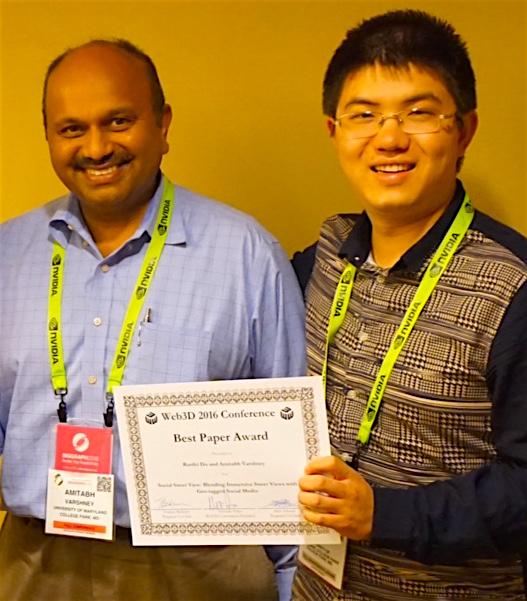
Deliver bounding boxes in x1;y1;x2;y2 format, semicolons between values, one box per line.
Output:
0;175;306;600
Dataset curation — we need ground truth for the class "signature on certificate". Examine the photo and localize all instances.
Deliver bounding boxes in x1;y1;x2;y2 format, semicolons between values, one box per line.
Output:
268;499;295;508
154;497;191;510
208;493;237;510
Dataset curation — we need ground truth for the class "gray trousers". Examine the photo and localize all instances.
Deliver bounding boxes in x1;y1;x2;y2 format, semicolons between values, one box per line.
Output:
0;514;278;601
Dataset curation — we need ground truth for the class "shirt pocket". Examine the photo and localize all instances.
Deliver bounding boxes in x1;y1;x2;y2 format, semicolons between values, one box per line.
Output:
125;325;212;384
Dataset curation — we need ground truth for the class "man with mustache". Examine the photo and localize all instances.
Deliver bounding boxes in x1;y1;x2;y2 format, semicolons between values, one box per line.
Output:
292;9;527;600
0;39;305;601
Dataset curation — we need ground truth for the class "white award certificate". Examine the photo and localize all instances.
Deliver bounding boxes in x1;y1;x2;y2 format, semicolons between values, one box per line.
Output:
114;376;339;546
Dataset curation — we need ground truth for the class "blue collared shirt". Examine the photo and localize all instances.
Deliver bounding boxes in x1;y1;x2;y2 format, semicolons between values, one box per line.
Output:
0;176;306;600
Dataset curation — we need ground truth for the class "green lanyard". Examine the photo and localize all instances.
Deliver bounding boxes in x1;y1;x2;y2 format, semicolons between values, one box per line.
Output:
322;195;474;451
48;177;175;426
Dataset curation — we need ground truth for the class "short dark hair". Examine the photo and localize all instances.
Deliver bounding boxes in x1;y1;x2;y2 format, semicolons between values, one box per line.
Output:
42;39;166;127
323;10;476;118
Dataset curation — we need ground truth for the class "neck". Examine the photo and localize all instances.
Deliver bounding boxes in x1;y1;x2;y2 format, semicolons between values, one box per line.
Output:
80;203;149;258
369;206;446;269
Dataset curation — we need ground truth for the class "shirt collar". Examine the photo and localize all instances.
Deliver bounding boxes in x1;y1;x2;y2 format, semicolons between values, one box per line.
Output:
338;180;467;274
48;171;186;251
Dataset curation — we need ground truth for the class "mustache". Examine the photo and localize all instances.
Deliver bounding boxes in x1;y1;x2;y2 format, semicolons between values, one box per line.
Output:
72;151;133;170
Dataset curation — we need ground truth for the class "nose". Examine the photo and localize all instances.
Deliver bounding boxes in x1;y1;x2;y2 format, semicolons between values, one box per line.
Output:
372;114;410;151
80;127;113;162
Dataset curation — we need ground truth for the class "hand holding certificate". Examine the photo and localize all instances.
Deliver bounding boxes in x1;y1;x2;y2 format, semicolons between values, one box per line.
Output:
114;376;339;546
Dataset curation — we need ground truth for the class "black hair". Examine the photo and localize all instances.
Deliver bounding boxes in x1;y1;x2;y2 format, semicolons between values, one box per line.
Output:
323;10;476;118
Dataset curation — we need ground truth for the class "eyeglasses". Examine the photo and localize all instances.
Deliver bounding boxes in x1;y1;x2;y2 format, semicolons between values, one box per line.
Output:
332;108;457;139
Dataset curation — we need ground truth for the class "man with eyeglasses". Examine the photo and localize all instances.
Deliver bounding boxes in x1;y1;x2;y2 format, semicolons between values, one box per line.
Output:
292;10;527;600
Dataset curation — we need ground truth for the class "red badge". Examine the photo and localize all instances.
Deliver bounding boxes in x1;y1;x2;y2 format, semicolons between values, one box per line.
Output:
55;424;112;474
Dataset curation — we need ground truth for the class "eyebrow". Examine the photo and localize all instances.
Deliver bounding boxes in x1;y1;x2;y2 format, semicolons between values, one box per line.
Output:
105;107;137;117
341;92;443;112
53;117;83;129
53;107;137;128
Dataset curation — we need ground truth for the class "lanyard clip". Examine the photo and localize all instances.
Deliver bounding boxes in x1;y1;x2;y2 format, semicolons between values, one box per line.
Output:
55;388;68;423
351;443;363;470
103;392;114;428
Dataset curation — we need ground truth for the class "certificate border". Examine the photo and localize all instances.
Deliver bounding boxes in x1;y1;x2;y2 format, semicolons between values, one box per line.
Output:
123;386;327;537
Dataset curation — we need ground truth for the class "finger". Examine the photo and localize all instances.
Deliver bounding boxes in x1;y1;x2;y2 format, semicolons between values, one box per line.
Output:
299;474;350;500
304;455;341;475
298;491;343;514
304;455;355;481
299;473;330;493
301;506;349;530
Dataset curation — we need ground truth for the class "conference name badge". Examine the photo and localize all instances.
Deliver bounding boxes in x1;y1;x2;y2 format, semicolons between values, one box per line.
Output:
45;469;114;540
45;424;114;540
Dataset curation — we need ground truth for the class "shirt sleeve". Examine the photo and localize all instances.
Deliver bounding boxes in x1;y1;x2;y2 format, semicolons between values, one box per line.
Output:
249;239;306;379
370;281;527;564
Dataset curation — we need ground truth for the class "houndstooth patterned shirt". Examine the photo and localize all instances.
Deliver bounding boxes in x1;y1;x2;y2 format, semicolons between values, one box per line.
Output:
293;183;527;600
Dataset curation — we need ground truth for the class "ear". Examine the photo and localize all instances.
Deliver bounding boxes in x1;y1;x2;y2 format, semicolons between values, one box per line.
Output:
161;104;172;154
326;117;336;138
457;110;478;156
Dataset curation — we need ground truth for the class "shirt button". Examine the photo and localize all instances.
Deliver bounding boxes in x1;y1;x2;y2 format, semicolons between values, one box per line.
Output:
358;331;369;343
82;240;89;249
101;264;110;273
88;375;97;385
93;317;102;327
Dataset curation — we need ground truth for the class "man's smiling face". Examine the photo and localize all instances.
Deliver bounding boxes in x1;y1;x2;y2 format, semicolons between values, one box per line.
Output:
44;43;171;218
330;62;476;224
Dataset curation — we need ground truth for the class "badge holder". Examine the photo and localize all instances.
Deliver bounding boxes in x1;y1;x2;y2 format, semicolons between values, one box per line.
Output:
45;417;115;541
298;537;348;590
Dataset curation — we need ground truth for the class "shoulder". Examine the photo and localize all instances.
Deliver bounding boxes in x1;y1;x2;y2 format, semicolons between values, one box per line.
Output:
172;187;298;288
459;211;527;299
174;185;278;248
471;211;527;268
291;213;360;293
317;213;359;251
0;197;68;253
